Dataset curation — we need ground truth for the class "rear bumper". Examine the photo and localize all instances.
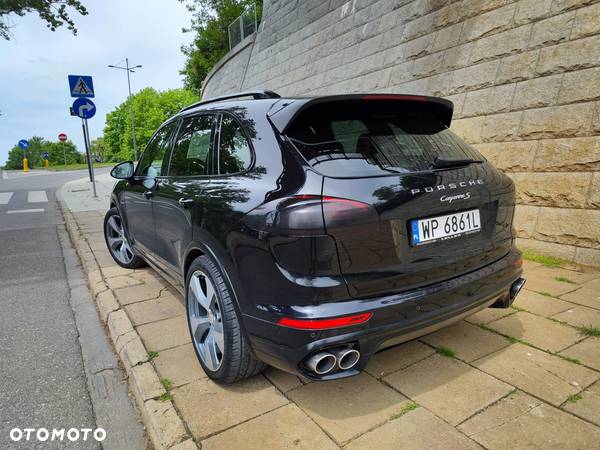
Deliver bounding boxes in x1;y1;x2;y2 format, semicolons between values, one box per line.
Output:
243;249;523;380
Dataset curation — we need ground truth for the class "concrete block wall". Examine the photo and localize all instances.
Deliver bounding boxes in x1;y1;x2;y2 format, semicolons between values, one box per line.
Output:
202;0;600;266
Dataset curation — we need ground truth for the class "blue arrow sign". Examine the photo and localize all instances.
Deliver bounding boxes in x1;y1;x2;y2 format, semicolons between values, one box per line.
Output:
72;98;96;119
68;75;94;98
43;152;49;160
18;139;30;149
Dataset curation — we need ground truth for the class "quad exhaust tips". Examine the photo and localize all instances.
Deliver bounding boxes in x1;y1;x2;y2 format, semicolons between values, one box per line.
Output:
331;348;361;370
304;352;337;375
304;347;361;375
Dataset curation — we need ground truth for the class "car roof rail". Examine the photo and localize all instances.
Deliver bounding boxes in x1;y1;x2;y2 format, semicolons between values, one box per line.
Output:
180;90;281;112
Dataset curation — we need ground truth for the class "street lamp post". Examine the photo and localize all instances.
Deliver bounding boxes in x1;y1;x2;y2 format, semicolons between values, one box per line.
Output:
108;58;142;161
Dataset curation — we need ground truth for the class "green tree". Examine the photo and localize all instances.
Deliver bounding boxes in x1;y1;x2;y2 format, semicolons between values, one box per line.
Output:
90;137;107;161
3;137;82;169
46;141;81;165
4;136;45;169
5;145;26;169
103;87;199;162
1;0;87;40
179;0;262;94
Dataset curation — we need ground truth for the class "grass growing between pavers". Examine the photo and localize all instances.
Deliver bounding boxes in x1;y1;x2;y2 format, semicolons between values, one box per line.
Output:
522;250;569;268
539;291;555;297
436;346;456;358
555;276;576;284
478;322;587;368
389;401;419;420
566;394;583;403
577;325;600;337
160;378;173;390
147;350;159;360
557;354;581;365
159;378;174;402
159;392;173;402
478;324;527;346
550;316;600;339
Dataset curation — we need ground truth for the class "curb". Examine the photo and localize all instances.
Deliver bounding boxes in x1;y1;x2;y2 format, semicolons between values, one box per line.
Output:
60;206;197;450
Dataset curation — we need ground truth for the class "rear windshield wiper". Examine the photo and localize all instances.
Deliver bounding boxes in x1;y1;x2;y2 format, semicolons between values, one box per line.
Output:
431;156;483;169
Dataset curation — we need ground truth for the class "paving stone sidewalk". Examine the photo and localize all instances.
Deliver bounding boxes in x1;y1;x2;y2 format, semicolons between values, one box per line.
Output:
60;178;600;449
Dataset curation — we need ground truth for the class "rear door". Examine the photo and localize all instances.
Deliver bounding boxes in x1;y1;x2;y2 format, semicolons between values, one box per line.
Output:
197;113;255;240
153;113;216;275
285;97;515;299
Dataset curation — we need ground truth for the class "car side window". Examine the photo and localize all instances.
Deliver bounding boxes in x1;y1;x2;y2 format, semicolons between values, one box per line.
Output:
169;114;214;177
135;122;176;178
217;115;252;174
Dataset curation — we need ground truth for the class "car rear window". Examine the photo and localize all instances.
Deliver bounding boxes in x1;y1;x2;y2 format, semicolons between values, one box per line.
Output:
285;101;481;177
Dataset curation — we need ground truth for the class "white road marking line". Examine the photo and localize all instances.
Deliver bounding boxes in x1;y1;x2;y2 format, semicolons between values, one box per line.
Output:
6;208;45;214
27;190;48;203
0;192;13;204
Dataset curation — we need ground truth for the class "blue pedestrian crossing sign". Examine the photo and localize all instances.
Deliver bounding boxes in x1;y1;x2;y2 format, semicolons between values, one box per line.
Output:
18;139;30;149
68;75;94;98
72;98;96;119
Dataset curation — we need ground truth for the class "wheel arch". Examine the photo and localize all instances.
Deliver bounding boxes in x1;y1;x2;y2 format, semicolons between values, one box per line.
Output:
183;241;254;349
183;242;244;312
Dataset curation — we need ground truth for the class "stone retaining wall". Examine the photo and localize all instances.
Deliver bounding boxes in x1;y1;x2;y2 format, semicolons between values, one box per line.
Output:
202;0;600;266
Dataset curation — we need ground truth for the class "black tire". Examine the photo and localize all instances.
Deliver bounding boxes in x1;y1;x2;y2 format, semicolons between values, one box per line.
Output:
103;207;147;269
186;255;265;383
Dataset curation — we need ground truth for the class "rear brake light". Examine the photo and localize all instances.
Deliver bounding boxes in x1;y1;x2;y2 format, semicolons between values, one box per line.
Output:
277;312;373;330
362;94;427;102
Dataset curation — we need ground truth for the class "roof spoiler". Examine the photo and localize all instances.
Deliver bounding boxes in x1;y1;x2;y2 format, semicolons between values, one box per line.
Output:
267;94;454;133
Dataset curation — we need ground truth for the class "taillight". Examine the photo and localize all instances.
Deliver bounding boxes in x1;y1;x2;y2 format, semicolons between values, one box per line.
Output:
277;312;373;330
273;195;323;233
273;195;377;234
321;196;377;229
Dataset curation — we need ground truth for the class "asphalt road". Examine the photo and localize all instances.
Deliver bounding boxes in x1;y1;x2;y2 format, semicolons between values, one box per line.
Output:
0;168;143;449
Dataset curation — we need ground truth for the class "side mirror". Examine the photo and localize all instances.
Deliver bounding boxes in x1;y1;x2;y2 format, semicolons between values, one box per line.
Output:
110;161;134;179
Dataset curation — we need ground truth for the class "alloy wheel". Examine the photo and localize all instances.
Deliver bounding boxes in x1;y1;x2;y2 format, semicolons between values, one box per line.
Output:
106;215;134;264
188;270;224;371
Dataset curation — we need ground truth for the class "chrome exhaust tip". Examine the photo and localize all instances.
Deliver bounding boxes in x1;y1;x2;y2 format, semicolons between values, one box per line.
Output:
510;278;526;300
305;352;337;375
331;348;361;370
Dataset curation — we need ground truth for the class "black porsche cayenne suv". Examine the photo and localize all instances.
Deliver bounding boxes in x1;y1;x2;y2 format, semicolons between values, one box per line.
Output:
104;91;525;383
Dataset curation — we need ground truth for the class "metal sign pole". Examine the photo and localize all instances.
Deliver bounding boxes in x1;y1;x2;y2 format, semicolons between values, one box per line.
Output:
82;118;97;198
82;119;92;182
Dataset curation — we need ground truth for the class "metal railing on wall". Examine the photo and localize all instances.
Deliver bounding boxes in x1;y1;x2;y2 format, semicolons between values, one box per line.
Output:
228;3;258;50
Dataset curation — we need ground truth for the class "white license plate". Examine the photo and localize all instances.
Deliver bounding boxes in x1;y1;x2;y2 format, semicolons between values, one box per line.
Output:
410;209;481;246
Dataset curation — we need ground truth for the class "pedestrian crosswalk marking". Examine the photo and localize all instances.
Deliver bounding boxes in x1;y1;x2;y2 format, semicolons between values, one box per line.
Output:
0;192;13;205
7;208;45;214
27;190;48;203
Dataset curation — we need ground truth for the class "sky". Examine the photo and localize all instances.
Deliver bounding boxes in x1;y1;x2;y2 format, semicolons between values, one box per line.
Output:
0;0;193;164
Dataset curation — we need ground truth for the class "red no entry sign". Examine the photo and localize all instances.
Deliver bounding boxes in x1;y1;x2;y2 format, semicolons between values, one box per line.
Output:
58;133;67;142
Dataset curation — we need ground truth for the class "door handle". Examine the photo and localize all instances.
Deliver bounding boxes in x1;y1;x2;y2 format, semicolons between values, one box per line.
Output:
144;191;154;199
179;198;194;208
